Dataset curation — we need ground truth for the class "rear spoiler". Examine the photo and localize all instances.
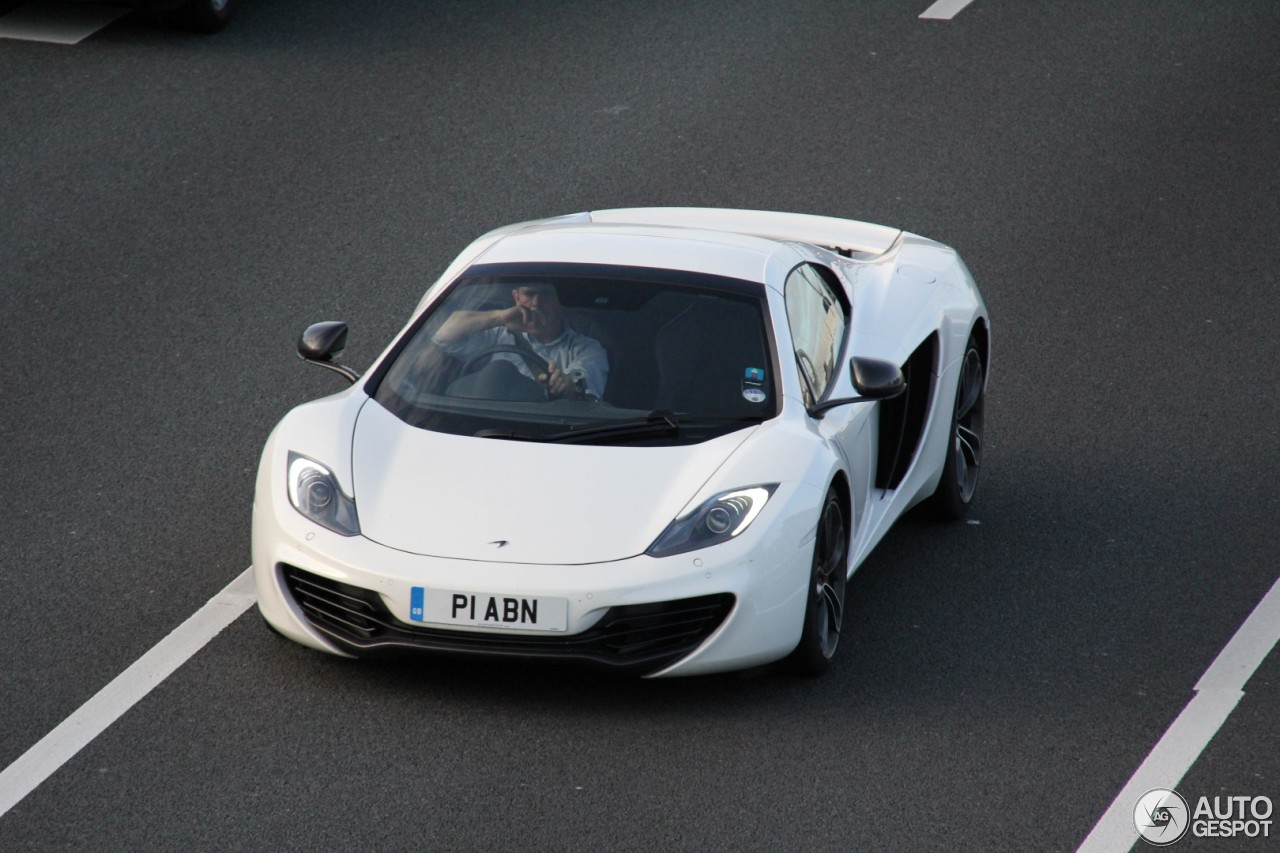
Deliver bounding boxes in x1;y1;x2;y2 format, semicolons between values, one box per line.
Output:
589;207;902;257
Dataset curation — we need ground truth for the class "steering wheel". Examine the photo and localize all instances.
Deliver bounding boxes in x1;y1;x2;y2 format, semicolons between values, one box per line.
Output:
460;345;551;378
453;345;553;402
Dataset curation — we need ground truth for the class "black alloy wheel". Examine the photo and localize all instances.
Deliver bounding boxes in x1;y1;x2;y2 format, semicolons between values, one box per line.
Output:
929;338;985;519
787;490;848;675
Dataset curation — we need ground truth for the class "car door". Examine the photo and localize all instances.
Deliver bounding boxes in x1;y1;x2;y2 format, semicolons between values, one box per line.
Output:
783;263;875;543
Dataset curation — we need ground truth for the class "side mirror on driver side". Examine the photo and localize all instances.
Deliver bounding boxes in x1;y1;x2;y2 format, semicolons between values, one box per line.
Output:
297;321;360;384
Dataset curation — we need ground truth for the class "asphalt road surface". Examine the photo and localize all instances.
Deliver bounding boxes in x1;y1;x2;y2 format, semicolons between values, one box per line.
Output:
1;1;1277;850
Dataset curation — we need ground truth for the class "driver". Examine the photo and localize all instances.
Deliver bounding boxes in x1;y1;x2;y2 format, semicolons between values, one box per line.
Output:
433;283;608;400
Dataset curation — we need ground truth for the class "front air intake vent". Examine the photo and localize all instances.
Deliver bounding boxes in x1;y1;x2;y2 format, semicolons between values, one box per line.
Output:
281;565;734;675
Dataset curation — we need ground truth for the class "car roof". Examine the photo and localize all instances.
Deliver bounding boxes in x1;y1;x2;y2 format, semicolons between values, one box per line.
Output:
474;221;802;286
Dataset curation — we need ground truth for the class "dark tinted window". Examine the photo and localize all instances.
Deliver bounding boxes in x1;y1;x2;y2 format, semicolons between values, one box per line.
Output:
370;264;779;445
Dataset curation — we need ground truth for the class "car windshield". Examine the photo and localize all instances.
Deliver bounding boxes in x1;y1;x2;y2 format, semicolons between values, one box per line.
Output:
369;262;779;446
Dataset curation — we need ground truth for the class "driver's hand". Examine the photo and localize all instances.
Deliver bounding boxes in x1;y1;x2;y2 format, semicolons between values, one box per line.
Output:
500;304;553;337
499;305;531;333
541;361;575;398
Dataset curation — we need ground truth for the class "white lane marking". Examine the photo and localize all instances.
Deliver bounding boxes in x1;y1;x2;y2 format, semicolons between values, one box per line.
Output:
0;568;256;819
0;2;129;45
1077;575;1280;852
919;0;975;20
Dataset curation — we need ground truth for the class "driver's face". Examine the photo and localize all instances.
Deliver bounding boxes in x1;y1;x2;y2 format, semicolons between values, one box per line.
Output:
512;285;564;337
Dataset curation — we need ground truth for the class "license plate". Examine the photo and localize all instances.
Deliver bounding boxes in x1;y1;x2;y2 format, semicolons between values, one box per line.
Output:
409;587;568;632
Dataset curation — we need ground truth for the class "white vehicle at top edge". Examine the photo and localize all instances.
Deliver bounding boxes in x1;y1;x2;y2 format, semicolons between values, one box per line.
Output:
252;207;989;677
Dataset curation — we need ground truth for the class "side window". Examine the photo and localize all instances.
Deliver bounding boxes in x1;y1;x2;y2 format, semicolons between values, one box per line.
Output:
783;264;847;407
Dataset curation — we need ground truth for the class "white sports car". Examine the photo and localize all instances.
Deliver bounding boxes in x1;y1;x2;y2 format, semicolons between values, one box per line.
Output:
252;208;989;677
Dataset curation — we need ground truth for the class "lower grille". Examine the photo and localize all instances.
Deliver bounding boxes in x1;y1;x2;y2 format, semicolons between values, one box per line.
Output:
281;564;735;675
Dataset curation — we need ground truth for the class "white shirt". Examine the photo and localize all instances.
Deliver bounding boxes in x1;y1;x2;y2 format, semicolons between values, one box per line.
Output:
435;325;609;400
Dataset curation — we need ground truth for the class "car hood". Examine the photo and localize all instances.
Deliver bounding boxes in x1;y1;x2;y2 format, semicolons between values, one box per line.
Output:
350;402;754;565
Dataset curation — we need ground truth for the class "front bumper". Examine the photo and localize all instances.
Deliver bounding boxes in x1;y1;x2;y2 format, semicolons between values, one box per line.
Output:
282;564;735;674
252;478;820;678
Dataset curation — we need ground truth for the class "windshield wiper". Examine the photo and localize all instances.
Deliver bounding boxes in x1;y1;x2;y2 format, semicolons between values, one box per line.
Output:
475;411;763;445
472;415;676;444
473;428;545;442
545;411;767;444
542;410;680;444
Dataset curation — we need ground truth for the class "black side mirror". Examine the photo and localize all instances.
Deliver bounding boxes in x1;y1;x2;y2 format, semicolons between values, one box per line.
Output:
297;321;360;384
850;357;905;398
808;357;905;418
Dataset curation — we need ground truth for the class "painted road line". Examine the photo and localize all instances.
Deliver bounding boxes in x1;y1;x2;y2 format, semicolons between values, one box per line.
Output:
0;569;256;819
0;2;129;45
1077;575;1280;852
920;0;976;20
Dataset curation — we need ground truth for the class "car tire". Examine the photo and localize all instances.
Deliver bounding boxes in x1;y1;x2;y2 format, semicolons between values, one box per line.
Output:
928;336;986;520
177;0;233;33
787;489;848;676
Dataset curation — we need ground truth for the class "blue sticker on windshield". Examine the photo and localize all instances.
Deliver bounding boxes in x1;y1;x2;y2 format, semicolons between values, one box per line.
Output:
744;367;765;383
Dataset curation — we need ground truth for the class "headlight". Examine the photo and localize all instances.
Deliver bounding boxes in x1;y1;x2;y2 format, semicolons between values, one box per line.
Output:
287;452;360;536
646;485;777;557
